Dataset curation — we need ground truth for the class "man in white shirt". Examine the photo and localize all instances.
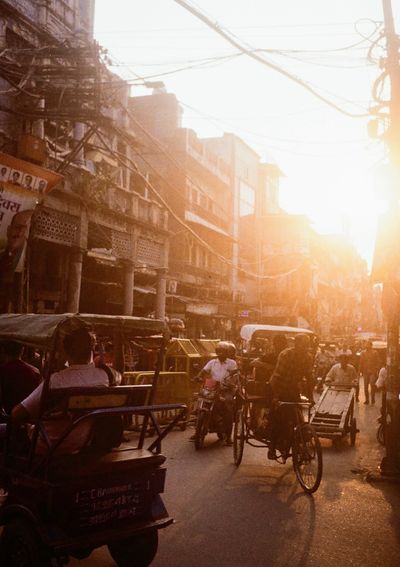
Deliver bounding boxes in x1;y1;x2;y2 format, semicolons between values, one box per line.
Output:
325;350;358;387
12;327;109;455
196;342;238;445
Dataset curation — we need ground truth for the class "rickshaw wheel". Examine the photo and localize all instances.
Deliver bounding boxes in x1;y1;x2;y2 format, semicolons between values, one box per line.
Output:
194;412;207;450
233;407;245;466
1;517;51;567
350;417;358;446
108;529;158;567
292;424;323;494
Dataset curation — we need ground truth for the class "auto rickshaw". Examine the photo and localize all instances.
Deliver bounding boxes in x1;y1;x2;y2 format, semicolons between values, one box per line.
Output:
238;324;317;379
0;313;186;567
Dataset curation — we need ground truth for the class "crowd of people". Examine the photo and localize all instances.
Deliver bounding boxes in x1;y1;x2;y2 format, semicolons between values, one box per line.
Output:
0;328;387;459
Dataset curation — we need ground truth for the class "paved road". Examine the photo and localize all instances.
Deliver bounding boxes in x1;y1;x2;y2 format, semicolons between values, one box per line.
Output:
71;396;400;567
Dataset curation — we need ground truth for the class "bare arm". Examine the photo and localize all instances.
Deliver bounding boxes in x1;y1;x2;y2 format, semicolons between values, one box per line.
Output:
11;403;31;426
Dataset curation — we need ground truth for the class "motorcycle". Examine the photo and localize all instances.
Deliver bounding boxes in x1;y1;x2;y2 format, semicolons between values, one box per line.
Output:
194;372;238;450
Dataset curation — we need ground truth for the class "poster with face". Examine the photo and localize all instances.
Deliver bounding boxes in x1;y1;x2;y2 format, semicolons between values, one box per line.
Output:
0;166;10;181
0;152;63;195
0;153;63;311
9;169;23;186
22;173;36;190
0;184;37;259
35;178;48;193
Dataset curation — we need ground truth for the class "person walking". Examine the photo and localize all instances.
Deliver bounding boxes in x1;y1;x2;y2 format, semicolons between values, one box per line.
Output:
359;341;380;405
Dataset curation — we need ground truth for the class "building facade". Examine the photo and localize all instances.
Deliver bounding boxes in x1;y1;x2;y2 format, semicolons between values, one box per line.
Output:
130;92;235;337
0;0;169;316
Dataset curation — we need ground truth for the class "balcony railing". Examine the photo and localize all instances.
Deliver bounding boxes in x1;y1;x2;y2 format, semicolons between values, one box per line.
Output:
186;139;230;184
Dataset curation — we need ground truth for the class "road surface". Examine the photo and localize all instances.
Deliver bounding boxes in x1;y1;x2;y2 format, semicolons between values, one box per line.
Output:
70;394;400;567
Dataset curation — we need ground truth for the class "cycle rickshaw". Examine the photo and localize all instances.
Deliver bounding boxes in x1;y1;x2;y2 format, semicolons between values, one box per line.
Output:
233;325;322;494
0;313;186;567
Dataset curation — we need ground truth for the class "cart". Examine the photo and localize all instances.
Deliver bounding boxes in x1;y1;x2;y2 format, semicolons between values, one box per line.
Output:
0;313;186;567
310;384;358;445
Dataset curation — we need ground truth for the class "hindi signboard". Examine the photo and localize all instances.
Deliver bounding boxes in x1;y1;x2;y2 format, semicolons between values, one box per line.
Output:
0;153;63;311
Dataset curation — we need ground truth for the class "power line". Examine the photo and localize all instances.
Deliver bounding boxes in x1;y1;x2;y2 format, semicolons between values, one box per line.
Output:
97;121;305;280
172;0;370;118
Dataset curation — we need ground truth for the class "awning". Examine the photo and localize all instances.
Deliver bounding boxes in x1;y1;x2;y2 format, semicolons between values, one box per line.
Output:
185;210;232;239
134;286;156;295
87;249;117;265
186;303;218;316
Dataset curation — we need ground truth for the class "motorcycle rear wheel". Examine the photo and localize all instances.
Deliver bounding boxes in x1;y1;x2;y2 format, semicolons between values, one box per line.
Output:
233;407;245;466
194;411;208;450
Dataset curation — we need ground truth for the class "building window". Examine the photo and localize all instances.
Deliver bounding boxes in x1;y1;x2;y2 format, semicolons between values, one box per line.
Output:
239;181;255;216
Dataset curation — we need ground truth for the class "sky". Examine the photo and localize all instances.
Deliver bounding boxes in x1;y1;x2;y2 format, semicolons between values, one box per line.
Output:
93;0;400;267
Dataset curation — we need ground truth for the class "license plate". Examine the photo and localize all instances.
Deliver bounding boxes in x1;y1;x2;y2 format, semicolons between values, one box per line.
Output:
198;399;213;411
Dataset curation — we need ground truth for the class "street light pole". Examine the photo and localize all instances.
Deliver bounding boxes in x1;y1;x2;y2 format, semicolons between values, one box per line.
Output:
380;0;400;477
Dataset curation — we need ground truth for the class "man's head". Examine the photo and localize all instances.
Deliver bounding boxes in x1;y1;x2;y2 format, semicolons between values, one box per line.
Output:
24;175;33;187
338;351;350;368
0;340;24;361
63;327;95;365
216;341;230;361
11;171;21;184
6;210;32;252
0;167;8;177
37;179;47;193
273;334;288;354
294;334;310;353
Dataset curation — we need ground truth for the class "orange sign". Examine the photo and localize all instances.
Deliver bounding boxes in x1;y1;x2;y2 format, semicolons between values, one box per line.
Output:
0;153;63;310
0;152;63;195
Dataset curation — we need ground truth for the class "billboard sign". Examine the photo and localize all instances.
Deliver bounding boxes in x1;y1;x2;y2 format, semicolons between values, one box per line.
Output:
0;153;63;311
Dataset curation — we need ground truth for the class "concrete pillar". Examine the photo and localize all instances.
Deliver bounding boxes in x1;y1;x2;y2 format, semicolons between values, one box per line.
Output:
67;248;84;313
0;18;7;49
32;98;45;139
155;268;167;321
73;122;86;165
123;260;134;316
38;2;47;26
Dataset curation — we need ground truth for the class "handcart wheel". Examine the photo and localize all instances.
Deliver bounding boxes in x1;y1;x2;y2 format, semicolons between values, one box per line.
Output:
350;417;358;446
377;422;385;446
233;407;245;466
292;424;323;494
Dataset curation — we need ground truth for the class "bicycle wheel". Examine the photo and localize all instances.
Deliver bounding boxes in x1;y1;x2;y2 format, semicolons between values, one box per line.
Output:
233;407;245;466
377;422;385;446
349;417;357;446
292;424;322;494
194;412;208;450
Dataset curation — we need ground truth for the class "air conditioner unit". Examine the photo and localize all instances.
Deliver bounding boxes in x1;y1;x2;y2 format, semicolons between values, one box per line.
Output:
168;280;178;294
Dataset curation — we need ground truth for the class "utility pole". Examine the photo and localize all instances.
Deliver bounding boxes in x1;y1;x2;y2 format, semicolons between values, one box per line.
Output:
380;0;400;477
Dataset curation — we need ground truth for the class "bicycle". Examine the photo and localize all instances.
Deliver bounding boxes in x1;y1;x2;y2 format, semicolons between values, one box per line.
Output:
233;376;323;494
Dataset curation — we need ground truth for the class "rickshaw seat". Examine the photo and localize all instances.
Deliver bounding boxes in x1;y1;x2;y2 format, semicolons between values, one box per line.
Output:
25;386;154;460
47;445;166;481
44;385;152;412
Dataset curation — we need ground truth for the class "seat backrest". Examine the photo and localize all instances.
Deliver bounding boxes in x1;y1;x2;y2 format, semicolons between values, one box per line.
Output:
44;384;151;414
40;385;152;453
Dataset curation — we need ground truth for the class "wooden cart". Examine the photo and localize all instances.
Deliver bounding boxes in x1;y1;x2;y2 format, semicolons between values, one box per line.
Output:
310;385;358;445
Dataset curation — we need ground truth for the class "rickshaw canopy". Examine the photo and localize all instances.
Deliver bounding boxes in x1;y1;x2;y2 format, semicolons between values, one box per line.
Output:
240;324;314;343
0;313;167;349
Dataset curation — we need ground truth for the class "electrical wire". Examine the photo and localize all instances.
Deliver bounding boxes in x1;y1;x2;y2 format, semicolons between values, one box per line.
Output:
94;123;307;280
120;104;232;220
172;0;370;118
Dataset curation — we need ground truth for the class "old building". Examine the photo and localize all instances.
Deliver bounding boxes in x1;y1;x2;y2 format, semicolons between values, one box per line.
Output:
130;92;235;337
0;0;169;316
